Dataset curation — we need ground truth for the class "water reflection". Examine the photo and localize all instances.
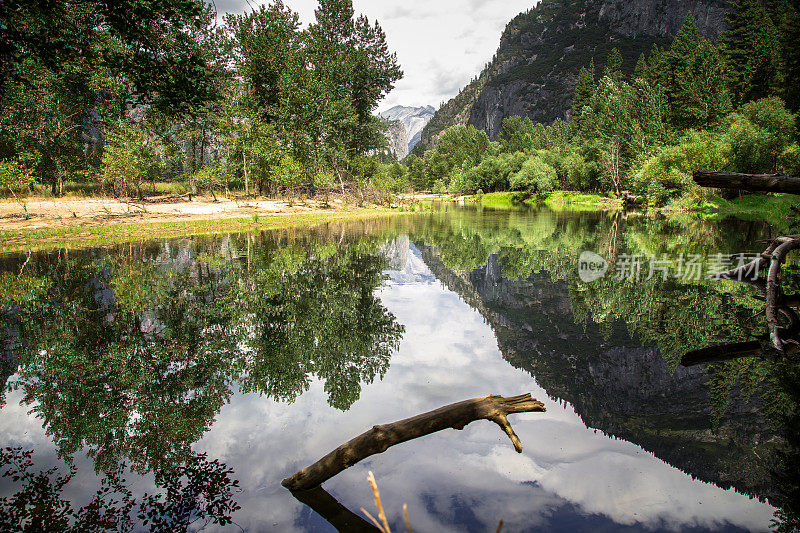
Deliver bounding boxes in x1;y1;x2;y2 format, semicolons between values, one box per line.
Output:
0;209;795;531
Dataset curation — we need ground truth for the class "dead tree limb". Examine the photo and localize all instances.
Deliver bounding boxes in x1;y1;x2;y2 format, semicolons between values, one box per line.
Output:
281;393;546;492
693;171;800;193
767;238;800;351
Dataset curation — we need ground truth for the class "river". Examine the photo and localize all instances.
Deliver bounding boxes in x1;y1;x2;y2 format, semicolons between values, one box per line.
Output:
0;205;794;532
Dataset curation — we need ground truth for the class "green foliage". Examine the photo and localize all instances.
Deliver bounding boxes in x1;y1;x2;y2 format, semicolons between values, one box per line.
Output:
635;130;730;202
101;121;161;198
571;63;596;121
0;447;240;532
664;15;731;129
271;155;303;192
437;124;492;171
193;165;228;198
722;0;782;106
0;159;34;193
371;162;408;193
509;156;557;197
725;98;797;173
464;157;509;192
779;144;800;176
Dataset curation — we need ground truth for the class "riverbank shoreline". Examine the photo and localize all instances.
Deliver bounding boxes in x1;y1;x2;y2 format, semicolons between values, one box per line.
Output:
2;190;797;253
0;196;418;253
457;191;799;227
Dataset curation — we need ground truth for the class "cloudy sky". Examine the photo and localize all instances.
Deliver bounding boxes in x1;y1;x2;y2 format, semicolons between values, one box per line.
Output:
212;0;540;112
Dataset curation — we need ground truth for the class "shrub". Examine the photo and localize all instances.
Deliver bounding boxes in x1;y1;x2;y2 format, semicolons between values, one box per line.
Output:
447;169;475;194
562;152;602;191
271;155;303;192
432;179;447;194
101;121;160;197
509;156;557;198
779;144;800;176
725;115;775;173
0;158;35;193
725;98;797;173
193;165;228;200
313;168;336;204
635;130;729;201
464;157;507;192
371;163;408;193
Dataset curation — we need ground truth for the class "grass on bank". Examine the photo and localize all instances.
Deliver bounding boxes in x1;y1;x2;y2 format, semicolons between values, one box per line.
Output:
461;189;800;225
464;191;621;210
0;208;412;254
0;181;191;201
664;193;800;227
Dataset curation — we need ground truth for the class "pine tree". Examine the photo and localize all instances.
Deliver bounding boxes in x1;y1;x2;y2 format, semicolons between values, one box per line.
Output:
775;1;800;111
604;48;624;83
634;53;648;80
721;0;781;106
646;44;667;92
571;64;596;120
664;13;729;128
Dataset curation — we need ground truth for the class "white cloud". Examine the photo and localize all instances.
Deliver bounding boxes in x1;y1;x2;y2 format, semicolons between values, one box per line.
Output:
214;0;540;111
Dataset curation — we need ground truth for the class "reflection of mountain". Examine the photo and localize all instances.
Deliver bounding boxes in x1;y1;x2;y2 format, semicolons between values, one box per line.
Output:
419;246;777;502
382;238;437;286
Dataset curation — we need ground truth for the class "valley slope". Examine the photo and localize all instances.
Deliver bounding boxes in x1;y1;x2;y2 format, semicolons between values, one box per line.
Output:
418;0;730;147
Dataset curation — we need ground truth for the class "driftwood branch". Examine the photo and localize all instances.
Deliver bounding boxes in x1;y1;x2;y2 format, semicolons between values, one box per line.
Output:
693;170;800;193
682;231;800;361
765;238;800;351
282;393;546;492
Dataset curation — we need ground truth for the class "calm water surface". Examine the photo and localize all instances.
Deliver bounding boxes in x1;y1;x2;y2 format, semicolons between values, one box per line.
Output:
0;206;796;532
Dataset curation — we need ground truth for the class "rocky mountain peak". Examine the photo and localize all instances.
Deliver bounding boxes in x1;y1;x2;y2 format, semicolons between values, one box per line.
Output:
379;105;436;155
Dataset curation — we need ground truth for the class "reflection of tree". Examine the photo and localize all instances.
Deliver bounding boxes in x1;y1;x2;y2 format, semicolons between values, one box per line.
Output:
0;235;404;475
771;365;800;532
0;447;241;532
14;261;238;474
235;245;404;410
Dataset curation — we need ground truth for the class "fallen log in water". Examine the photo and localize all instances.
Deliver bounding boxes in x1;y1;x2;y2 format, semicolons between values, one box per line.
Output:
693;170;800;193
281;393;546;492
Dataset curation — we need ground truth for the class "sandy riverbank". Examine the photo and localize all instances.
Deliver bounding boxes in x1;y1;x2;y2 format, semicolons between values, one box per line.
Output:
0;196;355;232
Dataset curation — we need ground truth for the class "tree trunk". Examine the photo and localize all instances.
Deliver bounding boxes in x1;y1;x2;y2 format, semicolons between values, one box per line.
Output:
693;171;800;193
282;393;545;492
243;149;249;195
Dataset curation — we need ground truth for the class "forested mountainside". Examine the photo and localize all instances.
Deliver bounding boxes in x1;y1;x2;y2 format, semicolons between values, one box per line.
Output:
418;0;730;147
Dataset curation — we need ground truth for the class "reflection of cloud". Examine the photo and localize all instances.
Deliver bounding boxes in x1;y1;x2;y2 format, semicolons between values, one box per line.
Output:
0;239;777;532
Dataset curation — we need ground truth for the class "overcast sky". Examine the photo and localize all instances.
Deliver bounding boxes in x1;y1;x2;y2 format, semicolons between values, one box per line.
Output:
212;0;540;112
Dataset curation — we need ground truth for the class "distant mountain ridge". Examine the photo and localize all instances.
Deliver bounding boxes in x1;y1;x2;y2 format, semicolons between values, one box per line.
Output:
418;0;730;147
380;105;435;156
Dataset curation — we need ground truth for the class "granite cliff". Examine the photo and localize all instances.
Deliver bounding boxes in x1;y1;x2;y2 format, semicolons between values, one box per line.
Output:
419;0;730;147
380;105;435;157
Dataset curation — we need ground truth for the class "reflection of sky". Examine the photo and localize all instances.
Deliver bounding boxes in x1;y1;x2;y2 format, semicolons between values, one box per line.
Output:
0;237;776;532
